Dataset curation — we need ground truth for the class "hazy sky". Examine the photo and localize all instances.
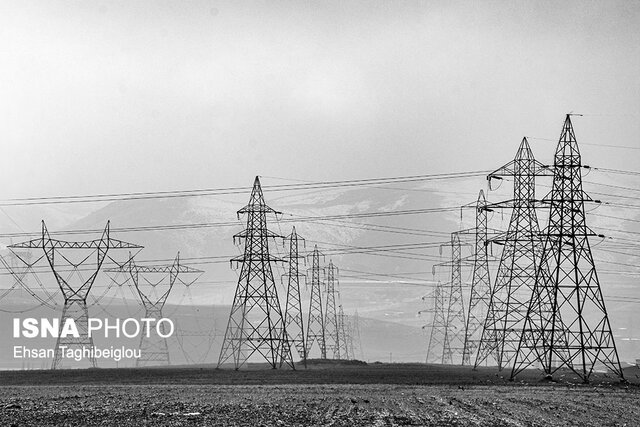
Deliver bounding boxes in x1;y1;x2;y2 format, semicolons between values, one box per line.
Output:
0;0;638;199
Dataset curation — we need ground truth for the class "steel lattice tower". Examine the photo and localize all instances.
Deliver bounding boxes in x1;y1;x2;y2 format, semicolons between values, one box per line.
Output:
475;138;552;370
434;233;467;364
9;221;141;369
460;190;492;365
105;252;202;366
346;315;356;360
280;227;307;367
352;310;364;360
511;115;624;382
217;176;294;370
423;282;446;363
305;245;327;359
324;260;341;360
337;304;350;360
0;248;35;301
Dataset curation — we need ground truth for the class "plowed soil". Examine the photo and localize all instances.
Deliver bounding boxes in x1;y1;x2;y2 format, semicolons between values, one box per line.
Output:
0;363;637;426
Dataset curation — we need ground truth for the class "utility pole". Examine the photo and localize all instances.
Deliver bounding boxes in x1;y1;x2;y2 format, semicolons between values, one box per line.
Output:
217;176;293;370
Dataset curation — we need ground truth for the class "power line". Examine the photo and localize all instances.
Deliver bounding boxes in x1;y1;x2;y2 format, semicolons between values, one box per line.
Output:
527;137;640;152
0;206;461;239
592;167;640;177
0;170;489;207
585;181;640;194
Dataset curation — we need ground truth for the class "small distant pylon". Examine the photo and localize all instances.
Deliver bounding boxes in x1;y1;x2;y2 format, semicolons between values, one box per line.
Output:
337;304;350;360
280;227;307;367
105;252;202;367
346;316;356;360
512;115;624;382
305;245;327;359
422;282;446;363
434;233;468;364
475;137;553;370
460;190;492;365
324;260;341;360
217;176;293;370
0;247;37;300
352;310;364;360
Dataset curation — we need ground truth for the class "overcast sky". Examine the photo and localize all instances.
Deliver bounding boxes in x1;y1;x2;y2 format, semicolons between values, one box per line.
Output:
0;0;638;200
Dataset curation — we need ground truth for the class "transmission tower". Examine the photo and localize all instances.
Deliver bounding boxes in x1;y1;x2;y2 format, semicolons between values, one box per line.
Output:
105;252;202;366
9;221;141;369
352;310;364;360
422;282;446;363
458;190;493;365
433;233;468;364
346;317;356;360
324;260;341;360
475;137;553;370
0;247;42;304
337;304;350;360
217;176;294;370
511;115;624;382
279;227;307;367
305;245;326;359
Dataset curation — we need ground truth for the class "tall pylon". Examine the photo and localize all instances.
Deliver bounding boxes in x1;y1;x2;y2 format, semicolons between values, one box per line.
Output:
280;227;307;367
460;190;492;365
305;245;327;359
9;221;141;369
475;137;553;370
434;233;467;364
324;260;341;360
105;252;202;366
511;115;624;382
218;176;294;370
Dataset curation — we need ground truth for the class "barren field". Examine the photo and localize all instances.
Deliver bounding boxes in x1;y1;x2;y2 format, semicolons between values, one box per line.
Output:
0;363;638;426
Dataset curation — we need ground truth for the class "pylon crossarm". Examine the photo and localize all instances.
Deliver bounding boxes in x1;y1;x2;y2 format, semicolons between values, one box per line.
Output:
10;238;142;250
231;255;285;267
237;205;282;217
487;230;544;245
459;254;496;264
487;137;554;181
452;227;475;235
7;238;45;249
233;228;282;240
104;238;143;249
140;264;203;274
488;162;553;180
455;227;502;236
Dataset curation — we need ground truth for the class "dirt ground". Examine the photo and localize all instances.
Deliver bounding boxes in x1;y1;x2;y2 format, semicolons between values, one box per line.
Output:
0;363;637;426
